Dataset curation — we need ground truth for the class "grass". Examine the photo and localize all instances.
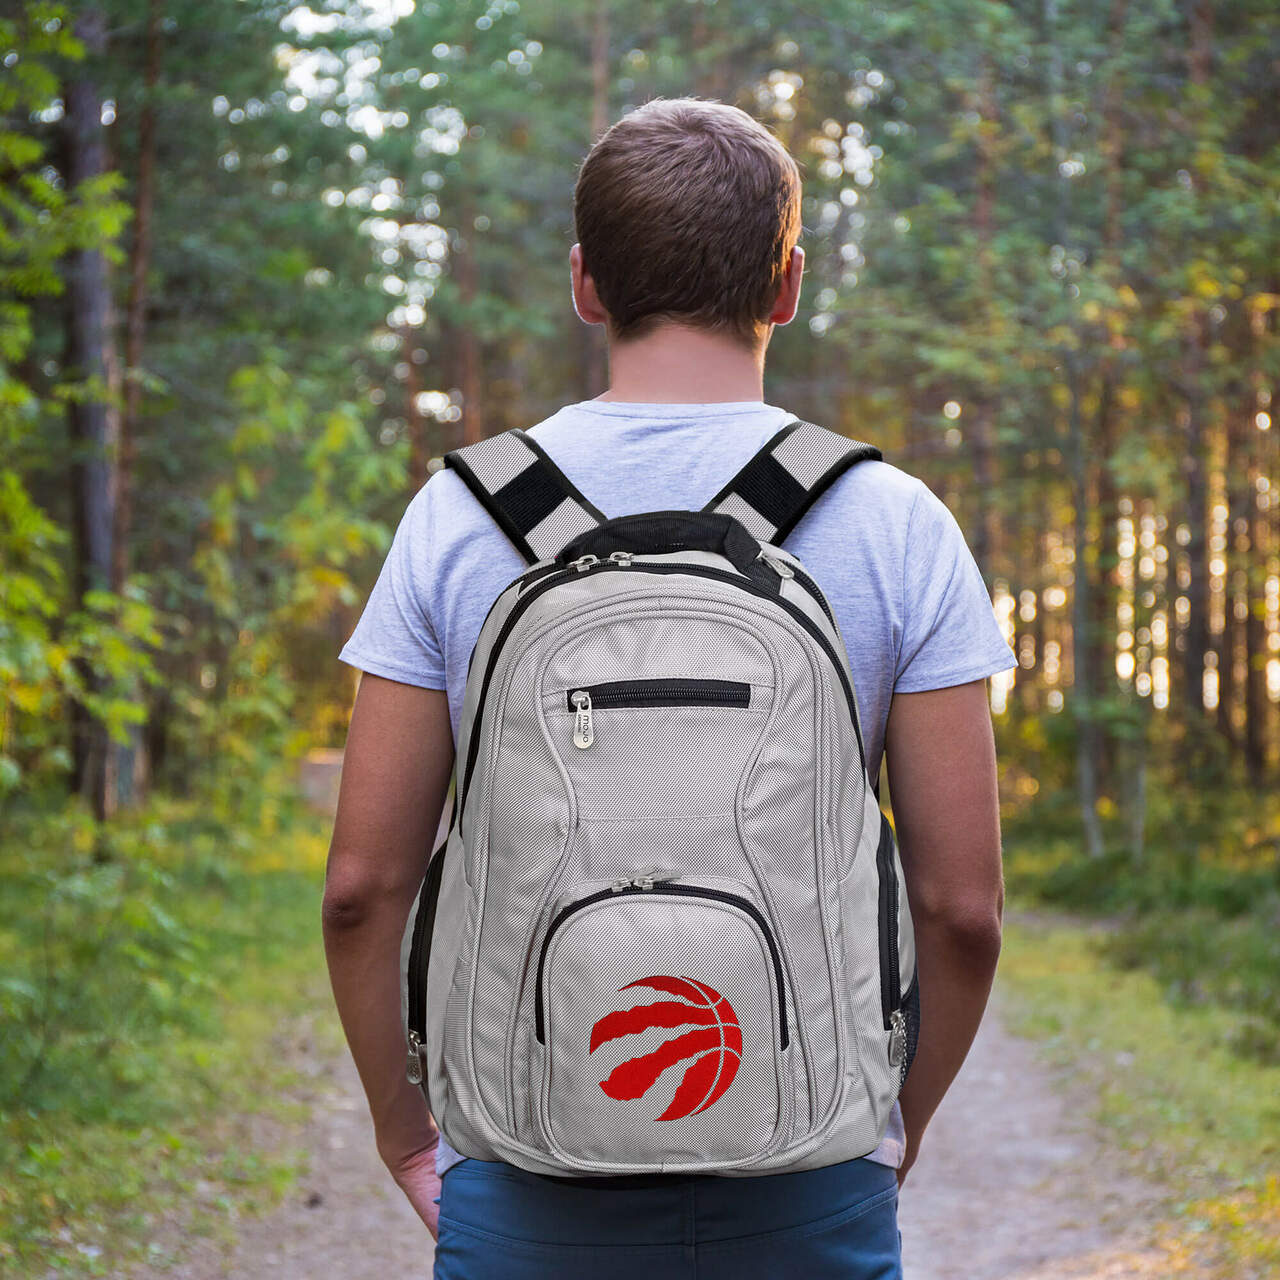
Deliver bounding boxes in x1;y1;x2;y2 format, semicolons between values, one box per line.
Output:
0;795;338;1276
997;786;1280;1275
4;781;1277;1276
999;913;1280;1278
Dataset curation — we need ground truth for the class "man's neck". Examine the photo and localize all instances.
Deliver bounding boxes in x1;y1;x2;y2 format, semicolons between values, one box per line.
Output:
595;322;768;404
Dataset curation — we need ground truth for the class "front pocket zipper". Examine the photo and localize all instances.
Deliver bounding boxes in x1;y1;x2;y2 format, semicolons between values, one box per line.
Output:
534;881;788;1049
565;680;751;750
563;679;751;711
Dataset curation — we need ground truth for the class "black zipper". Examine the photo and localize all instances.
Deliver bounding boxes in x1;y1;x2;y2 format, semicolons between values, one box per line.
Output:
516;560;565;594
533;882;788;1049
457;559;866;822
564;678;750;711
790;563;836;627
407;842;448;1039
875;812;901;1029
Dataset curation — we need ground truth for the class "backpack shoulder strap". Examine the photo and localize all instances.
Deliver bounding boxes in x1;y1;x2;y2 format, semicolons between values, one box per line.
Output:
703;419;882;544
444;429;606;563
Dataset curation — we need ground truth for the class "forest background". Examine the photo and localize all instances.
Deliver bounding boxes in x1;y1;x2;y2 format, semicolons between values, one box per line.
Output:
1;0;1277;1273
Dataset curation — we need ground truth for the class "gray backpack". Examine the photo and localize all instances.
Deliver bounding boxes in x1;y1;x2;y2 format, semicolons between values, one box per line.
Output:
406;419;917;1177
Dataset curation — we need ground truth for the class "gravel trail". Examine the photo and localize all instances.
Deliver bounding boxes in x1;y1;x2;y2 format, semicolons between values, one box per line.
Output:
153;987;1173;1279
898;996;1167;1279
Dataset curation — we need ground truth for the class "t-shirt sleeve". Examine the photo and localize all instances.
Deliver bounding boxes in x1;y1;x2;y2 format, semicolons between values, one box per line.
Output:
338;483;446;690
894;483;1016;693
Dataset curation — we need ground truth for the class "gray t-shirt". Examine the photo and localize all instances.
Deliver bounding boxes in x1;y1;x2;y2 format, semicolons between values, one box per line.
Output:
340;398;1016;1176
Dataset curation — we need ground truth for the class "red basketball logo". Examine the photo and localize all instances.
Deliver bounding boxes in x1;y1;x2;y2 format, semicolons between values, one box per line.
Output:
588;975;741;1120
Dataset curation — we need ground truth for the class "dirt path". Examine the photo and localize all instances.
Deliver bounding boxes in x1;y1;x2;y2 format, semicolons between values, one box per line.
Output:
898;995;1167;1279
160;988;1171;1280
152;1045;434;1280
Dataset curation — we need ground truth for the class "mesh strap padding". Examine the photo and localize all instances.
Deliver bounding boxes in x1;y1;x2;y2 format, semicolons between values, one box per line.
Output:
703;420;882;544
444;429;606;563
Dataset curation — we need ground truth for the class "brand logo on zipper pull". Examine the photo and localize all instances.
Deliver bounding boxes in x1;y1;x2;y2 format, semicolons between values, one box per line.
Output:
588;975;741;1120
571;690;593;748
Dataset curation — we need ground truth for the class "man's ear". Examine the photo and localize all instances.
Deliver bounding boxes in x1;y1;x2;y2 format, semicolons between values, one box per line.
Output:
767;246;805;326
570;243;609;326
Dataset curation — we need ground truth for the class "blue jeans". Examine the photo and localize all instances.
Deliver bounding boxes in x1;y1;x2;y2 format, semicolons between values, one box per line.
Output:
433;1156;902;1279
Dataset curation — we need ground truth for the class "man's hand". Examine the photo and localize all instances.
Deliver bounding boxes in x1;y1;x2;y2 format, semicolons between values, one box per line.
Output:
322;675;455;1235
384;1133;443;1239
884;679;1004;1187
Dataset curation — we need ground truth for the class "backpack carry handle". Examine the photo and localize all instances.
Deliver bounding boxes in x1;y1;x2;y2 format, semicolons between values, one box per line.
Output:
556;510;762;574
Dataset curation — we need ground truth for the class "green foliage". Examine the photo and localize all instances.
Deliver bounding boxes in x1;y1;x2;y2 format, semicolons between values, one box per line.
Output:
1108;906;1280;1064
166;358;399;805
0;0;1276;1261
0;2;152;804
0;470;162;799
1003;755;1280;1064
0;811;213;1122
0;799;330;1274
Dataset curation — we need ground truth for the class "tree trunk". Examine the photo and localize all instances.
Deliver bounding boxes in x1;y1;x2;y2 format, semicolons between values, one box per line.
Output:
402;322;430;490
590;1;609;143
1243;301;1271;783
64;7;119;824
1218;396;1248;745
1090;0;1128;785
1129;725;1148;863
1180;330;1211;716
1090;373;1119;770
1179;1;1214;719
1101;0;1130;251
1046;0;1104;856
966;57;1001;588
1067;352;1105;858
456;200;485;446
1021;523;1049;714
116;0;161;589
578;0;610;398
111;0;163;810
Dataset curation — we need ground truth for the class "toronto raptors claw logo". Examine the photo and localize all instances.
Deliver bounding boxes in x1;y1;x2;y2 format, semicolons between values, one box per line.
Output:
588;976;741;1120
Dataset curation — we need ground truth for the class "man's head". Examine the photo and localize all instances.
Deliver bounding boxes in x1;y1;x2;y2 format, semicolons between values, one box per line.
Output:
571;98;803;350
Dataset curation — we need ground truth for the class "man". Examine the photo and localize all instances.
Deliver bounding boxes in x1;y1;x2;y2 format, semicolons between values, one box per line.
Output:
325;97;1012;1278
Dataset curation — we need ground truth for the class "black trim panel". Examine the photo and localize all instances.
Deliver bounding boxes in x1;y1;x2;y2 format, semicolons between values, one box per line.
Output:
701;418;883;545
511;429;608;522
443;428;607;566
874;811;901;1029
444;448;538;563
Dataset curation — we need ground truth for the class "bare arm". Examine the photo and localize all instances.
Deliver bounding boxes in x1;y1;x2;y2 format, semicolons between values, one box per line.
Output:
322;674;455;1235
884;679;1004;1185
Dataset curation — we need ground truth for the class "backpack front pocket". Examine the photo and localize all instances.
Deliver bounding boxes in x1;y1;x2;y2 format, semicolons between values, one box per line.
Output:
546;675;771;821
534;881;786;1170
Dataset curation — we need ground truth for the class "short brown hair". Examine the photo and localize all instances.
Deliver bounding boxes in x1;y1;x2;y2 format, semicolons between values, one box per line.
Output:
574;98;802;347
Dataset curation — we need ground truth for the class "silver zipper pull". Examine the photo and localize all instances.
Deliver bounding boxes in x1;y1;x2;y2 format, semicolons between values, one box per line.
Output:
406;1029;424;1085
571;690;594;748
632;875;654;891
888;1009;907;1070
761;551;795;579
569;554;599;572
608;550;633;566
610;878;631;893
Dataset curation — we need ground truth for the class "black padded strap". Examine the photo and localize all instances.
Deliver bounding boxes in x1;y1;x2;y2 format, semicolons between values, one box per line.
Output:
444;429;606;563
703;419;882;544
